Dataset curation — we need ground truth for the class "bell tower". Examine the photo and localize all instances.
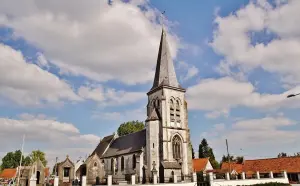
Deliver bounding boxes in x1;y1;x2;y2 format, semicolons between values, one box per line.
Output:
145;28;192;182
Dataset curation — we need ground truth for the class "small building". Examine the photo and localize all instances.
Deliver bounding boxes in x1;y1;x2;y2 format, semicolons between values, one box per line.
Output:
0;160;49;186
193;158;213;173
55;155;75;184
220;156;300;184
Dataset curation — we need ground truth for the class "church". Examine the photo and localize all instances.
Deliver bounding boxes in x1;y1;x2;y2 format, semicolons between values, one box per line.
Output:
77;28;193;185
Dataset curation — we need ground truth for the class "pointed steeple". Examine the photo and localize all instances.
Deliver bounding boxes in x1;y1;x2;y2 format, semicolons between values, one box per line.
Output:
149;28;184;92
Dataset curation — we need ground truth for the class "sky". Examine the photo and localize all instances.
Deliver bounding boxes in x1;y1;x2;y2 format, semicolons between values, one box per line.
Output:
0;0;300;168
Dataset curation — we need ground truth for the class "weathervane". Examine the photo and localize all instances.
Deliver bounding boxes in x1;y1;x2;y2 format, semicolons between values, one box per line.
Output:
160;10;166;28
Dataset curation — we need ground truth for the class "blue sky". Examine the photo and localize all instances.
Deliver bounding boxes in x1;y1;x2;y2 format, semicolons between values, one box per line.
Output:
0;0;300;166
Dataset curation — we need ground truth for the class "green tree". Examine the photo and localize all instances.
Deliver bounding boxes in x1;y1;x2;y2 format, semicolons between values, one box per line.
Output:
235;156;244;163
117;120;144;136
221;155;244;164
30;150;47;166
1;150;31;170
221;155;234;163
189;143;195;159
277;152;288;158
198;138;219;169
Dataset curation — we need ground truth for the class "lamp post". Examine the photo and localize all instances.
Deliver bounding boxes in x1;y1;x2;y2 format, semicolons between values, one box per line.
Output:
287;93;300;98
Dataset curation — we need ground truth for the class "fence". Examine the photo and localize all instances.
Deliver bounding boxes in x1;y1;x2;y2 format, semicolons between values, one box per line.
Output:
208;170;289;186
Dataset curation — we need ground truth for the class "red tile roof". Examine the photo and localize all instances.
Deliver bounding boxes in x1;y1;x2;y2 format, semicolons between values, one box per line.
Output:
0;168;17;179
221;162;243;173
193;158;209;172
243;157;300;174
220;157;300;174
0;167;50;179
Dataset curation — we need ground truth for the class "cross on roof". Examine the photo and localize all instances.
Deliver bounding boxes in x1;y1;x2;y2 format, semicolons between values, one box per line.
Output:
160;10;166;27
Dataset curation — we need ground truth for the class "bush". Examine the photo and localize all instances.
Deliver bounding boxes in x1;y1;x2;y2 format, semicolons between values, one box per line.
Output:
250;182;291;186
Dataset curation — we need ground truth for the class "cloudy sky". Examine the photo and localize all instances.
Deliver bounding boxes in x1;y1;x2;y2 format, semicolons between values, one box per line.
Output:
0;0;300;168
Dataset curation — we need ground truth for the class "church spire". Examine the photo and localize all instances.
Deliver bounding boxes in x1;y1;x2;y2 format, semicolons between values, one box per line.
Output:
150;28;183;92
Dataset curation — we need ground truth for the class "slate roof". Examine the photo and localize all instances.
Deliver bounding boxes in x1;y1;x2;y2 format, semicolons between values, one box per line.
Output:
150;28;184;92
193;158;210;172
91;134;115;157
102;130;146;158
161;162;181;169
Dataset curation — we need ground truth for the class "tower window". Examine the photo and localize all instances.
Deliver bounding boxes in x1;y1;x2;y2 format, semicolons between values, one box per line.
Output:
170;99;175;122
176;100;181;123
172;135;182;160
94;162;97;167
153;143;155;148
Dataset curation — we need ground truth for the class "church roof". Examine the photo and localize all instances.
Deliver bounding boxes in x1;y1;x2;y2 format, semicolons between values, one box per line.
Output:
91;134;115;157
149;28;184;92
102;129;146;158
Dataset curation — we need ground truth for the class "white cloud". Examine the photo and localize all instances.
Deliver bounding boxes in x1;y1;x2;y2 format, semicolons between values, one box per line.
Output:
0;43;81;106
0;113;100;168
187;76;300;111
78;85;145;106
92;108;146;122
205;116;299;160
205;109;229;119
0;0;181;85
211;0;300;86
178;61;199;81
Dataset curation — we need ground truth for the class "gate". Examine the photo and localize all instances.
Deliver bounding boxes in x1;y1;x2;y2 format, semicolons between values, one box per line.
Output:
196;172;210;186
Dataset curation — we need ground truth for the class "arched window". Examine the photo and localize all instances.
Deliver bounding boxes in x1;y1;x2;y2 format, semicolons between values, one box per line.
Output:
172;135;182;160
111;158;114;172
115;158;118;172
170;99;175;122
176;100;181;123
132;154;136;169
94;162;97;167
121;156;124;171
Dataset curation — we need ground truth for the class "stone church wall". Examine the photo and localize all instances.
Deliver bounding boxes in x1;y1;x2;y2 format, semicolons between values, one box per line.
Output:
103;151;144;180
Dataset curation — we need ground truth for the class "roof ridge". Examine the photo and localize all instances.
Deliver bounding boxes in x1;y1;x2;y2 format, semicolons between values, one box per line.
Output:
246;156;300;161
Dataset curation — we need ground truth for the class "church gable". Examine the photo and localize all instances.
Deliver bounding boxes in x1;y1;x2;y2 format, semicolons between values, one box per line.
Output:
91;134;115;158
60;156;74;168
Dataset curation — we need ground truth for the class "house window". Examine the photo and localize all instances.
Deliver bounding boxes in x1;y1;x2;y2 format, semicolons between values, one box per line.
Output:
132;154;136;169
170;99;175;122
172;135;181;160
63;167;70;177
121;156;124;171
